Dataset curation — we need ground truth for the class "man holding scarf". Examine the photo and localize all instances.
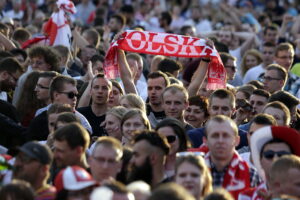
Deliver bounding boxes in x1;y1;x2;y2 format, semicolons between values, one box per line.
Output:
204;115;261;199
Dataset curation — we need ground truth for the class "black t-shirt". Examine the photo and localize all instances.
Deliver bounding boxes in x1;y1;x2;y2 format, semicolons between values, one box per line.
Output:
77;106;106;137
0;99;20;122
146;104;166;120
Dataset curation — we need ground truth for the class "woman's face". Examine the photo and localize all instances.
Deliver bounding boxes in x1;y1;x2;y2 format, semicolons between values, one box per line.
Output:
245;54;258;69
108;86;121;107
157;126;180;155
122;115;146;141
105;114;122;140
184;105;206;128
175;162;204;199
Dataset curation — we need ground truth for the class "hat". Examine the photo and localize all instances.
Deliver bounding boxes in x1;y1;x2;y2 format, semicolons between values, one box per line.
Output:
54;166;97;192
18;141;53;165
250;126;300;181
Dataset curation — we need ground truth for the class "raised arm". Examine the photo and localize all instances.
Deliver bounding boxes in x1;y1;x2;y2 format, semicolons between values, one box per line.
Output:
117;49;137;94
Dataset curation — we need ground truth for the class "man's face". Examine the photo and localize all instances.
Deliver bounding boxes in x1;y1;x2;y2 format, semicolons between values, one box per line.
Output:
162;91;188;120
260;142;292;179
264;29;278;44
91;77;111;105
13;152;42;184
263;107;286;126
53;83;78;110
224;59;236;81
263;69;283;93
108;18;121;33
80;47;97;67
218;31;232;46
147;77;166;106
128;140;153;184
205;121;239;161
89;144;121;183
35;77;51;102
209;97;234;117
0;70;21;92
275;50;294;71
249;94;268;115
30;56;51;71
53;140;78;168
262;46;275;65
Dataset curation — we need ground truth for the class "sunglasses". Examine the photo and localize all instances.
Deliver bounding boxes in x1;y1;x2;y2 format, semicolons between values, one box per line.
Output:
59;91;79;99
166;135;177;143
262;150;291;160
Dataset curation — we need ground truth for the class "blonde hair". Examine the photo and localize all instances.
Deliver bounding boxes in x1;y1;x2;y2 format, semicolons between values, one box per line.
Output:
240;49;263;77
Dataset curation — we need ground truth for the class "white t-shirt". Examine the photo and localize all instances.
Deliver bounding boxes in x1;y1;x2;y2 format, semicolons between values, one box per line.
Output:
243;64;264;84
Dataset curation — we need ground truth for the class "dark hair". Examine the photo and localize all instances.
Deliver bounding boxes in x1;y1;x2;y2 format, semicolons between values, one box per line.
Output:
252;89;270;99
53;45;70;59
188;95;209;118
28;46;60;72
160;11;172;26
237;85;257;100
247;80;264;89
266;64;288;83
103;180;129;194
156;118;191;152
10;48;27;61
250;113;277;126
110;14;126;27
209;89;235;108
149;183;194;200
111;79;124;95
147;71;170;87
0;57;23;73
0;50;13;61
49;75;76;101
56;112;80;124
47;103;73;117
269;91;300;110
12;28;31;43
157;58;182;74
0;180;35;200
134;130;170;155
219;52;236;65
53;122;90;150
263;24;279;35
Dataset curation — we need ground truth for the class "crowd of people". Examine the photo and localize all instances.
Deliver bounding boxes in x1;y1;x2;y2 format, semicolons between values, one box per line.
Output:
1;0;300;200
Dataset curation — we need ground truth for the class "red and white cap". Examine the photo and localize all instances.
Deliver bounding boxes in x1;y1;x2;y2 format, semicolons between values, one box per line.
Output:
54;166;97;192
250;126;300;181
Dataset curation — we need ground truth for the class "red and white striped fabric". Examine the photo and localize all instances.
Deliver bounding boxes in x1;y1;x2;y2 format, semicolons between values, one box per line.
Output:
43;0;76;49
104;30;226;90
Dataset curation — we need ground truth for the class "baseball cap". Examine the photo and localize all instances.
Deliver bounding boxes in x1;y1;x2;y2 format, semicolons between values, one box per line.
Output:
18;141;53;165
54;166;97;192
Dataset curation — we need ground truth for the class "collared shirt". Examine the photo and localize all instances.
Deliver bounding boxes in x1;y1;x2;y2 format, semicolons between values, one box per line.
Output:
209;159;262;188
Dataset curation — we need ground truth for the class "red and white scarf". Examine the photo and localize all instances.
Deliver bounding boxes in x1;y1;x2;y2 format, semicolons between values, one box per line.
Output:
238;182;268;200
205;151;251;200
104;30;226;90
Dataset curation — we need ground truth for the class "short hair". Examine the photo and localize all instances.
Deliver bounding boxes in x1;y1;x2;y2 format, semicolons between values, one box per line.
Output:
263;41;276;48
247;80;264;89
10;48;27;61
106;106;128;120
12;28;31;43
133;130;170;155
28;46;60;72
110;14;126;27
157;58;182;75
90;54;104;64
156;118;191;152
263;24;279;35
92;136;123;160
160;11;172;26
219;52;236;65
147;71;170;87
269;155;300;184
120;94;146;113
237;85;257;99
205;115;238;137
149;183;194;200
180;25;195;35
83;28;100;47
269;91;300;110
56;112;80;124
204;188;234;200
263;101;290;126
53;45;70;60
162;84;188;102
209;89;235;109
49;75;76;101
91;73;112;89
266;64;288;83
0;57;23;73
252;89;270;99
175;155;212;196
121;109;151;130
188;95;209;118
39;71;59;79
47;103;73;117
0;51;13;61
126;53;143;65
53;122;90;150
275;42;294;57
250;113;277;126
0;180;35;200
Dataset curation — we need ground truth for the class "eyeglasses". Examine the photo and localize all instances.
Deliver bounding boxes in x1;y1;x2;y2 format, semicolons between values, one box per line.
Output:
36;84;49;90
59;91;79;99
166;135;177;143
176;151;205;157
262;150;291;160
225;65;236;71
260;76;281;82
